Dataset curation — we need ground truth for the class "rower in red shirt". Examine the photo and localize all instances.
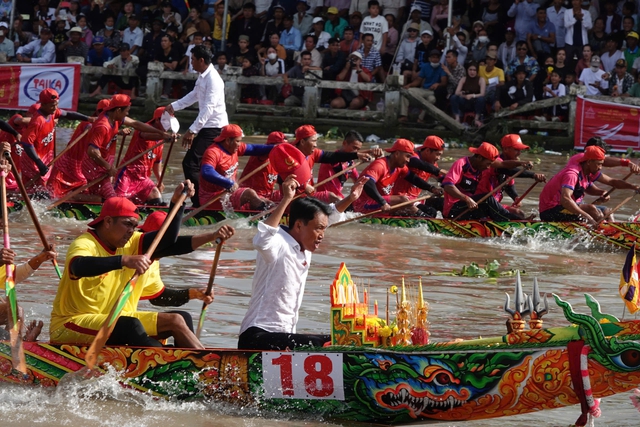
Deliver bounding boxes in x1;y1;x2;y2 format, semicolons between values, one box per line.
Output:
114;107;169;205
392;135;447;217
238;131;286;201
199;124;275;210
476;134;546;219
352;139;435;214
442;142;524;221
292;125;380;203
316;131;363;199
0;107;36;176
47;99;111;199
20;89;92;193
81;94;174;201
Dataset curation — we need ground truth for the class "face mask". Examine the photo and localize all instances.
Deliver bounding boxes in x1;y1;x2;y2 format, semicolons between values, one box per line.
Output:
478;36;489;43
80;25;87;30
0;31;4;37
267;53;277;60
590;65;599;72
430;61;440;68
105;25;113;30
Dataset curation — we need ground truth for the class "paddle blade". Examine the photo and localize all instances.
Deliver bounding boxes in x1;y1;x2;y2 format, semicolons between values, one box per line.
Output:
5;266;26;374
53;259;62;279
195;302;209;339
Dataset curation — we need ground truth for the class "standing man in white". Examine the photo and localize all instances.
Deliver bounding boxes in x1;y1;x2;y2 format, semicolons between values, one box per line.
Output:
165;45;229;207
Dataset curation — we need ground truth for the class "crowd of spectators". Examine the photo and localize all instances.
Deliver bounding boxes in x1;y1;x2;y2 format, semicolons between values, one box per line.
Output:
4;0;640;124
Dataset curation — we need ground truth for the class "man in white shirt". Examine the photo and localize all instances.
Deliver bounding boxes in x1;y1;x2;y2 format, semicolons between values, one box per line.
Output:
165;45;229;207
547;0;566;48
238;155;367;351
579;55;609;95
360;0;388;54
601;36;624;72
0;21;15;60
15;27;55;63
122;14;144;55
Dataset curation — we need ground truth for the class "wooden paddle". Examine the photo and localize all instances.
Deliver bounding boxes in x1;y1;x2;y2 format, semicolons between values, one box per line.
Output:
595;192;637;227
1;167;27;374
452;168;527;221
84;186;189;370
3;152;62;278
329;194;432;228
115;134;127;167
47;140;166;210
594;172;634;204
24;127;91;189
195;238;223;339
243;161;364;224
158;137;175;189
511;181;539;207
182;161;270;222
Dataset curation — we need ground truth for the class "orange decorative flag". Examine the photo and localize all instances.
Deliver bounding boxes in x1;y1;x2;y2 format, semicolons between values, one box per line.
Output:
620;244;640;314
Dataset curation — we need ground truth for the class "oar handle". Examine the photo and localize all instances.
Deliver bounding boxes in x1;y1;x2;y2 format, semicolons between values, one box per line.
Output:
594;192;637;228
158;138;176;187
594;172;634;204
453;168;526;221
84;186;188;370
183;161;270;222
196;238;224;339
511;181;539;207
115;134;127;167
329;194;432;228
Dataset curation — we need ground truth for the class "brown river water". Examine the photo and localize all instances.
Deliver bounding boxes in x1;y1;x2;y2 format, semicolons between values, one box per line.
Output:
1;128;640;426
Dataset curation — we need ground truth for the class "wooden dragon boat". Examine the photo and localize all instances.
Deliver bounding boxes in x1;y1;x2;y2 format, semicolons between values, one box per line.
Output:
1;265;640;425
9;199;640;250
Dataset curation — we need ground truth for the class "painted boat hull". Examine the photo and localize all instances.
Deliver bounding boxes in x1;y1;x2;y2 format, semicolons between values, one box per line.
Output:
10;200;640;250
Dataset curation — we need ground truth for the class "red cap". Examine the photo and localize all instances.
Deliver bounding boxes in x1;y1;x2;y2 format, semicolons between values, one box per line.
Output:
500;134;530;150
27;103;41;116
469;142;499;160
295;124;317;142
153;106;166;120
108;94;131;110
385;138;415;153
214;124;244;142
87;197;140;228
266;131;287;145
583;146;606;161
269;143;311;187
39;88;59;104
138;210;167;232
418;135;445;151
96;99;110;113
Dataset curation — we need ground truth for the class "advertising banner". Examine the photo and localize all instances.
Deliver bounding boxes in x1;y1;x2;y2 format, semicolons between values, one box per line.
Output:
575;95;640;152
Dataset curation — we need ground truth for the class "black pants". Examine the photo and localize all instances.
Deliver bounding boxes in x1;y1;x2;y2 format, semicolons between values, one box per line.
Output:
106;310;193;347
447;193;521;221
182;127;222;207
237;326;330;350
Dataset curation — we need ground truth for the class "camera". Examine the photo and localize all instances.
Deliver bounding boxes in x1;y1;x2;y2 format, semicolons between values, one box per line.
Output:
350;58;357;66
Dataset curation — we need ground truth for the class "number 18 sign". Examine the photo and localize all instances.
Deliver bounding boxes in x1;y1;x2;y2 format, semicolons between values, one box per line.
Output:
262;352;344;400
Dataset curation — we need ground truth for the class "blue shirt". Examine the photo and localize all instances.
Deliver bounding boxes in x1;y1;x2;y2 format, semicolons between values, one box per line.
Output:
280;27;302;51
418;62;446;89
529;19;556;54
87;48;113;67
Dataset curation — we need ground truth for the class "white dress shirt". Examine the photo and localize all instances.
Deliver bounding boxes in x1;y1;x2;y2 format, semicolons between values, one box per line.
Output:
16;39;55;63
122;27;143;54
171;63;228;133
564;9;592;46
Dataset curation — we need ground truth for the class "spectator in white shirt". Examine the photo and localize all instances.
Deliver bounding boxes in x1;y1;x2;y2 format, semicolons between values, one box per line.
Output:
360;0;388;54
498;26;517;68
564;0;593;60
579;54;609;94
15;27;56;63
165;45;229;207
547;0;567;48
600;35;624;71
310;17;331;50
122;14;144;55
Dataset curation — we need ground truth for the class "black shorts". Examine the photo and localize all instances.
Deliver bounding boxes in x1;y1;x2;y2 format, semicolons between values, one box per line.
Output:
540;205;581;221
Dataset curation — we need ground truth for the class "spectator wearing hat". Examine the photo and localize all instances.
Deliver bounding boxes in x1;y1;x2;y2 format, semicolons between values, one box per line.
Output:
0;21;14;61
261;4;285;46
325;6;348;38
229;3;262;49
600;36;624;72
400;49;447;122
280;14;302;54
91;43;140;97
394;23;420;73
358;33;383;81
16;27;56;63
330;50;373;109
311;16;331;50
626;31;640;73
322;37;346;80
161;1;183;33
58;26;88;62
564;0;593;60
607;58;634;95
400;4;433;42
324;0;349;18
508;0;538;43
122;14;143;55
411;29;435;75
495;65;534;112
293;0;314;37
450;61;486;127
506;42;539;81
339;26;360;54
212;0;231;51
230;34;259;67
579;54;609;94
96;15;123;55
528;7;556;59
87;36;113;66
360;1;388;54
547;0;567;49
479;51;504;107
498;26;517;68
430;0;449;38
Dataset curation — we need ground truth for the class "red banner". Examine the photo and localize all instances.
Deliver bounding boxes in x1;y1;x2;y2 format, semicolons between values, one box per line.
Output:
0;64;81;111
575;95;640;152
